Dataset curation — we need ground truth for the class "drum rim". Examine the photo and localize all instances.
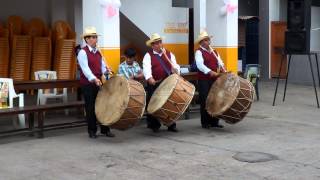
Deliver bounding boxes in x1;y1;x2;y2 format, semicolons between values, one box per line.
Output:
106;79;147;130
95;76;130;126
130;80;147;119
214;79;255;123
151;77;196;124
147;74;179;114
206;73;241;116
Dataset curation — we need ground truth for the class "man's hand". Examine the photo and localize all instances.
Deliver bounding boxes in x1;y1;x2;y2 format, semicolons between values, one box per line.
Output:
107;68;113;75
147;77;156;85
161;48;166;54
134;72;144;80
171;68;179;74
209;71;219;78
101;75;107;84
92;78;102;86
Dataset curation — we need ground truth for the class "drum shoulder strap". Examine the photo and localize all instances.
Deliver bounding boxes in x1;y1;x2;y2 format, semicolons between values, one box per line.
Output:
155;54;172;76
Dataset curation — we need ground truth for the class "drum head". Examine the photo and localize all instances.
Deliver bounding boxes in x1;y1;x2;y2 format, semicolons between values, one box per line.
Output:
147;74;179;114
206;73;240;116
95;76;130;126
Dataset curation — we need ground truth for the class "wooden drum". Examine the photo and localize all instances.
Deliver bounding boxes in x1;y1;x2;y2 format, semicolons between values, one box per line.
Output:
147;74;195;126
95;76;146;130
206;73;255;124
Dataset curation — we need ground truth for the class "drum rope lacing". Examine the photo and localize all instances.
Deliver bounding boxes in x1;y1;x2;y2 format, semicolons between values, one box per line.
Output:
217;80;255;121
153;82;195;122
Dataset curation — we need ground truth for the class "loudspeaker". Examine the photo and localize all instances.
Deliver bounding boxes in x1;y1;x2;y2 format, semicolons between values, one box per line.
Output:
285;0;318;54
285;31;310;54
288;0;306;30
287;0;311;30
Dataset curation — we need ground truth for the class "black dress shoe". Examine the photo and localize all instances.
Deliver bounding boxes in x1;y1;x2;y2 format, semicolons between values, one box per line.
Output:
211;124;224;128
89;133;98;139
168;126;178;132
152;128;160;133
202;124;210;129
104;131;115;137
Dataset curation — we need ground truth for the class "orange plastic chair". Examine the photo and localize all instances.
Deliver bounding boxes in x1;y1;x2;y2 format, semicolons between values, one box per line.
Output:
7;16;24;45
52;21;76;80
26;18;52;80
7;16;32;81
0;25;10;77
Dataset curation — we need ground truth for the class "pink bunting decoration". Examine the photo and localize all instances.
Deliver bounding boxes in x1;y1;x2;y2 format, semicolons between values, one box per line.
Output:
226;3;238;14
221;0;238;15
106;4;117;18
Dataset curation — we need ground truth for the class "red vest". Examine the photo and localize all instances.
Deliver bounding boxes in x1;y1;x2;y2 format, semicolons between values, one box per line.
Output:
79;46;102;85
148;50;172;81
197;48;219;80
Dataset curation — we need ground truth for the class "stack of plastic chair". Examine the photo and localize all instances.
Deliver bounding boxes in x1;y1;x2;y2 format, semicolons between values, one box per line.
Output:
25;18;52;80
7;16;32;81
52;21;76;80
0;23;10;77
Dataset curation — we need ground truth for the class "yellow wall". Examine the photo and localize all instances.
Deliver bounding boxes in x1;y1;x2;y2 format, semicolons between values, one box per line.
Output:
194;45;238;73
164;44;189;65
215;47;238;73
100;48;121;73
165;44;238;73
99;45;238;74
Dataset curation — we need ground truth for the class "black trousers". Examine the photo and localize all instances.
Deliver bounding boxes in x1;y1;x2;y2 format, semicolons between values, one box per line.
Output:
198;80;220;126
81;84;110;134
146;82;176;130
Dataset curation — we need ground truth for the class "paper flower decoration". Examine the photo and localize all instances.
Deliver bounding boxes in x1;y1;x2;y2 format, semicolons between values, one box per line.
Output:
98;0;121;18
220;0;238;16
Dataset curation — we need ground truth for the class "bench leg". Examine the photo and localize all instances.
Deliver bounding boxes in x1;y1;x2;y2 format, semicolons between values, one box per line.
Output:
77;87;82;101
38;112;44;138
28;113;35;137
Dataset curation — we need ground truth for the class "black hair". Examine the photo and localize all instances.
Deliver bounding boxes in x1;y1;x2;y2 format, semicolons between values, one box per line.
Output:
124;48;136;58
84;36;89;43
75;44;82;56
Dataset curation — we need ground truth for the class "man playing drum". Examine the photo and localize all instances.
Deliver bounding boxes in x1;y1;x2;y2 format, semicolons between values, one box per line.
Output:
77;26;115;138
143;33;180;133
195;31;226;129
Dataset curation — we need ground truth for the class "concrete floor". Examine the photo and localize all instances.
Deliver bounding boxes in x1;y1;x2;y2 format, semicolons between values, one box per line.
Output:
0;81;320;180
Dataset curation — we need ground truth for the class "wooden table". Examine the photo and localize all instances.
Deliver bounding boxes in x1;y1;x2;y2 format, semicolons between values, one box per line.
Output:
14;79;80;91
2;80;84;138
181;72;198;81
12;74;198;92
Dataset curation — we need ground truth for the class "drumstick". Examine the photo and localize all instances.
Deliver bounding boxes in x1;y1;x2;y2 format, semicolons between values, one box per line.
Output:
161;47;178;73
209;46;227;73
97;47;114;76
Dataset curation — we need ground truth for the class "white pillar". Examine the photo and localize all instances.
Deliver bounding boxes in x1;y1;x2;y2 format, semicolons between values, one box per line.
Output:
206;0;238;73
82;0;120;71
194;0;207;40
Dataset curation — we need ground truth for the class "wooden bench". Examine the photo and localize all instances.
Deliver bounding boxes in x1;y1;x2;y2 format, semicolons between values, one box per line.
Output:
0;101;85;138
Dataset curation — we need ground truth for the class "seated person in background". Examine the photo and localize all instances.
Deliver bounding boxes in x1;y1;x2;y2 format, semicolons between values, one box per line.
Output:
118;48;144;80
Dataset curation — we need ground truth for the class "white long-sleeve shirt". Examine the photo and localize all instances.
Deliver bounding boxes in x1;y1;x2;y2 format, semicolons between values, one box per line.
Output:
77;45;107;81
195;46;225;74
142;50;180;80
